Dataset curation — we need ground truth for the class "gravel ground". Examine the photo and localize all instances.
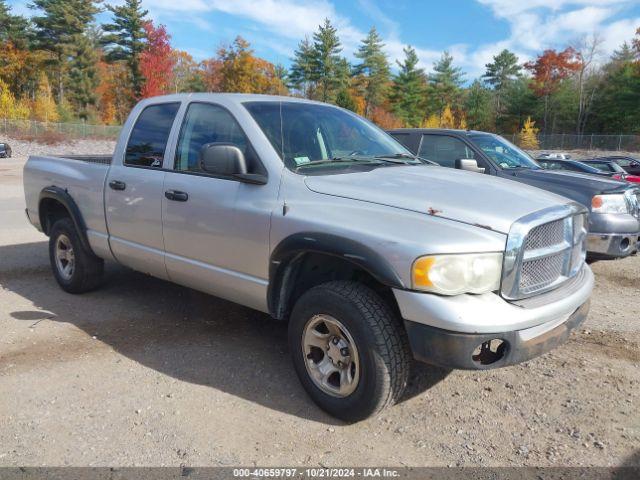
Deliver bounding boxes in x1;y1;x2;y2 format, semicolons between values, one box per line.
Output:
0;139;639;467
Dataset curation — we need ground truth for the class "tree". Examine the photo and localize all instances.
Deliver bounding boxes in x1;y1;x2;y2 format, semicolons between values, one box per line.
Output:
0;0;32;49
389;46;426;127
464;80;494;130
428;51;464;115
519;117;540;149
525;48;581;133
140;21;175;98
289;37;315;97
353;27;390;117
590;61;640;133
217;36;287;94
30;0;101;103
502;77;538;132
171;50;205;93
311;18;344;102
67;33;99;118
102;0;149;100
31;72;59;122
483;49;521;126
573;34;603;134
0;78;29;119
633;27;640;60
611;42;635;65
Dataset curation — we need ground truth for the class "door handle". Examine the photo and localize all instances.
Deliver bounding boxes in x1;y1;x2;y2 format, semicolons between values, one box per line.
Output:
165;190;189;202
109;180;126;191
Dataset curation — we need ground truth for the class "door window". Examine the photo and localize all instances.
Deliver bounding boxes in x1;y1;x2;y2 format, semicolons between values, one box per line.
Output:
418;135;475;168
125;103;180;167
175;102;254;174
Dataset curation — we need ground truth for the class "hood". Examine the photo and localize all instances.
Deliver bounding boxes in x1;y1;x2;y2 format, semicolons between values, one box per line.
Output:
499;168;631;210
304;165;575;234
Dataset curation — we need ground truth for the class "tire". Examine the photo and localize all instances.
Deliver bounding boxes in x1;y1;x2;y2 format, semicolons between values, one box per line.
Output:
49;217;104;293
288;281;411;422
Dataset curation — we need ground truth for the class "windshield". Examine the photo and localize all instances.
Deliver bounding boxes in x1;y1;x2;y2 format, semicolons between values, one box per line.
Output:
470;133;541;170
243;101;418;172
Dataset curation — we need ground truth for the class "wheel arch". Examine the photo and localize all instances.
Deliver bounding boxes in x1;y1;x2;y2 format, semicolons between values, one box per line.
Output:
38;186;94;254
268;232;405;320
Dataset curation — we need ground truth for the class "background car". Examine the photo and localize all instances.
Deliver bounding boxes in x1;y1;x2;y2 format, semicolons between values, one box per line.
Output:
536;158;616;177
0;143;12;158
537;152;572;160
581;159;640;184
590;155;640;176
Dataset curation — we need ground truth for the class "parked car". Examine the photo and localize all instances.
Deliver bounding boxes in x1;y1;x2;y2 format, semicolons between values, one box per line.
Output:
536;158;618;178
388;129;640;261
581;159;640;184
25;95;595;421
537;152;572;160
0;142;11;158
591;155;640;176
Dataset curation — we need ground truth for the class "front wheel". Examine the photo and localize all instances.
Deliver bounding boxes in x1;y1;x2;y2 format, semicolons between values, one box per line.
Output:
288;281;411;422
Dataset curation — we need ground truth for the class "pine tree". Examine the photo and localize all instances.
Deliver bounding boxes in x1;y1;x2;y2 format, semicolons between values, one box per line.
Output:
428;51;464;115
483;49;521;126
519;117;540;149
353;27;390;117
1;0;32;49
67;33;99;119
311;18;344;103
102;0;149;100
610;42;635;66
289;37;315;97
30;0;101;103
389;46;426;127
465;80;494;130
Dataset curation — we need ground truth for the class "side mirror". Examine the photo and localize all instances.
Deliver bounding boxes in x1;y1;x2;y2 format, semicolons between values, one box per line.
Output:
455;158;485;174
199;143;248;176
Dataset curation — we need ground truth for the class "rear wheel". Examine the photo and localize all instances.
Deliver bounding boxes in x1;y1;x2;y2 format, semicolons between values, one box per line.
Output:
49;218;104;293
289;281;410;422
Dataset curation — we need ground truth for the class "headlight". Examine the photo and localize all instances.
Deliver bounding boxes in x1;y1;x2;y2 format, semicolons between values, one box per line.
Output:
412;253;503;295
591;194;629;214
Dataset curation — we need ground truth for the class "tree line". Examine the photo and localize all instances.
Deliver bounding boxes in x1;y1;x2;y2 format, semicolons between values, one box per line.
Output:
1;0;639;135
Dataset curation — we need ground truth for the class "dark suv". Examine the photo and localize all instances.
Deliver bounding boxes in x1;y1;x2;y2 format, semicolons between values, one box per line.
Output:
388;128;640;260
0;143;11;158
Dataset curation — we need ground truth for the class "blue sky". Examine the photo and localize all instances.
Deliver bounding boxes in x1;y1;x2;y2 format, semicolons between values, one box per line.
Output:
8;0;640;78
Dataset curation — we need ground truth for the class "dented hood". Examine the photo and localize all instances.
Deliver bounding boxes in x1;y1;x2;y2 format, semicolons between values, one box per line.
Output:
304;165;573;234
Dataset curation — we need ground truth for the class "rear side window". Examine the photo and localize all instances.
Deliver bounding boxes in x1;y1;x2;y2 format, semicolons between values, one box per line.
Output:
125;103;180;168
419;135;475;168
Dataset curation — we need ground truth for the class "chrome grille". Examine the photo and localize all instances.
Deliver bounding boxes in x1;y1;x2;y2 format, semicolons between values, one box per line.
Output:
502;204;588;300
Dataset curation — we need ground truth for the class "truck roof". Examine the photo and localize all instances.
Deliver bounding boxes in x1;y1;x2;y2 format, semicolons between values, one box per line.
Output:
137;92;329;106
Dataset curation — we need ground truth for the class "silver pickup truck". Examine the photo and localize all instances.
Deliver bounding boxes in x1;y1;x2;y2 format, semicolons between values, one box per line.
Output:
24;94;594;422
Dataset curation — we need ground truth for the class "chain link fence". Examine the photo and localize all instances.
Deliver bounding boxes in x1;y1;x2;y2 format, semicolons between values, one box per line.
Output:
501;132;640;152
1;118;121;140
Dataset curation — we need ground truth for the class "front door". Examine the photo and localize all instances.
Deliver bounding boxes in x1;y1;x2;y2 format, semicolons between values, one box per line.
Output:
161;102;273;311
105;102;181;280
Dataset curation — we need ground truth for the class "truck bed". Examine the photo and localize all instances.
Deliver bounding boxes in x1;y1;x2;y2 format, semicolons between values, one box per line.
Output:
53;154;112;165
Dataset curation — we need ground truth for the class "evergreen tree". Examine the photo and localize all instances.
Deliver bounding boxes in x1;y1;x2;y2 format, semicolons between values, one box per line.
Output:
610;42;635;66
483;49;521;126
102;0;149;100
464;80;494;130
311;18;343;102
428;51;464;115
29;0;101;103
353;26;390;117
67;33;99;119
502;77;538;131
389;46;426;127
289;37;315;97
0;0;32;48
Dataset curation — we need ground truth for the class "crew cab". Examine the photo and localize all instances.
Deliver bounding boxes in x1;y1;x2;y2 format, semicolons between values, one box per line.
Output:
25;95;594;421
388;129;640;261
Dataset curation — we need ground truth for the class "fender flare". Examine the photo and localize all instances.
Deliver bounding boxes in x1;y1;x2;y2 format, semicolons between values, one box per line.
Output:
38;186;94;254
268;232;405;318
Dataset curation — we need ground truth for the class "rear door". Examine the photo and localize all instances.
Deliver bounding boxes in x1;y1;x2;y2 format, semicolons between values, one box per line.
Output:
105;101;181;279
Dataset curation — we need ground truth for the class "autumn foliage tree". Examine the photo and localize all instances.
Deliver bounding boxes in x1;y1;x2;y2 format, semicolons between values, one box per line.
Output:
524;48;581;133
140;21;176;98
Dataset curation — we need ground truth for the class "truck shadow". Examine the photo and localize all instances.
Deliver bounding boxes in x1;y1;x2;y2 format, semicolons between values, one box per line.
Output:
1;241;449;424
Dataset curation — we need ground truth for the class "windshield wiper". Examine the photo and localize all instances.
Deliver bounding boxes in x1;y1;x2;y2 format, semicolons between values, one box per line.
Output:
375;153;422;163
294;156;383;171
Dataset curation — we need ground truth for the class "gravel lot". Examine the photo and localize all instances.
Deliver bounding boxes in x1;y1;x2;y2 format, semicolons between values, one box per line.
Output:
1;139;639;467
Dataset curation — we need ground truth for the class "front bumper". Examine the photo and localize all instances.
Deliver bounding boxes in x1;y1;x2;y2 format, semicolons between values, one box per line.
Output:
587;232;638;258
393;266;593;370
